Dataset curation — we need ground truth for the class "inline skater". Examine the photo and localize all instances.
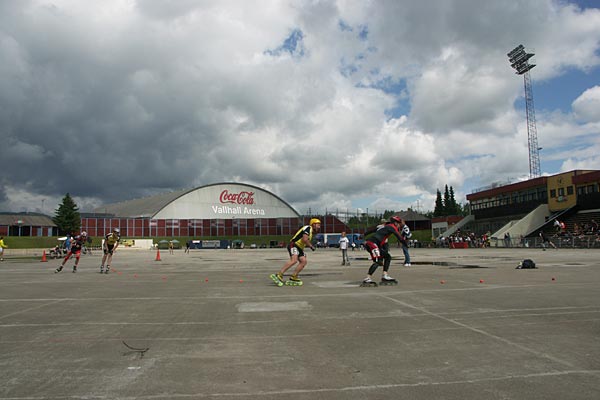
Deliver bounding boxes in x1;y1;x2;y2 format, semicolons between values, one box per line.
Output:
270;218;321;286
55;232;87;273
100;228;121;274
361;216;404;286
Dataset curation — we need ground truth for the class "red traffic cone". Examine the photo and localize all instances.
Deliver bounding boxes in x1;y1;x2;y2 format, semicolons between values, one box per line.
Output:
41;250;48;262
155;249;162;261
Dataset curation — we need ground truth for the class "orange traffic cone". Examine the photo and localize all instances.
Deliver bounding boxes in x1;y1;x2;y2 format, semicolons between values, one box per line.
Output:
155;249;162;261
41;250;48;262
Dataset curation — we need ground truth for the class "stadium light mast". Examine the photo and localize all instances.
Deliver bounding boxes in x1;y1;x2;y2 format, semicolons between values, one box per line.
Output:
508;44;541;178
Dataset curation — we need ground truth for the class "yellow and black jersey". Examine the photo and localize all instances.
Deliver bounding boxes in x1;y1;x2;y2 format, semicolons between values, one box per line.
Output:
290;225;312;249
105;233;120;246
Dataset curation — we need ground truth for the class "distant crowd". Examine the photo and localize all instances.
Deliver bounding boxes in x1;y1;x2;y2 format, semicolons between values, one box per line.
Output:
435;218;600;249
435;230;492;248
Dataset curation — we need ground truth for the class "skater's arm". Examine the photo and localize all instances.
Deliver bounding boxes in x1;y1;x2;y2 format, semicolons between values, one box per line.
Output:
301;234;315;250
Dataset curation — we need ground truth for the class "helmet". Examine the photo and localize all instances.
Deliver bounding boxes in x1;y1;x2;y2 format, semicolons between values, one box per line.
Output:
390;216;402;224
113;228;120;233
81;231;87;237
309;218;321;226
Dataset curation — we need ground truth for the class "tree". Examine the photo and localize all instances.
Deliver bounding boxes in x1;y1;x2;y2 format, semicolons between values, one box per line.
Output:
382;210;396;220
448;186;458;215
434;185;465;216
433;189;444;217
443;185;450;215
53;193;81;234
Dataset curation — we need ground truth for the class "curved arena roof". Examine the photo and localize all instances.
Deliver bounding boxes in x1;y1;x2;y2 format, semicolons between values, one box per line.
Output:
95;182;300;219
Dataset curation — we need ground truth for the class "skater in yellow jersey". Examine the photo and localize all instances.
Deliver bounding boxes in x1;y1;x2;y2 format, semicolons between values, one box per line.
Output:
100;228;121;274
270;218;321;286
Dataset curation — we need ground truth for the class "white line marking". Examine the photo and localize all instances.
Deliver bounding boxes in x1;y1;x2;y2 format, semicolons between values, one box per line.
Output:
1;370;596;399
378;294;577;368
236;301;312;312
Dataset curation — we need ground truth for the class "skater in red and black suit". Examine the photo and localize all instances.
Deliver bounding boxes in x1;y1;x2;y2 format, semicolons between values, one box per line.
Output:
55;232;87;273
362;216;404;285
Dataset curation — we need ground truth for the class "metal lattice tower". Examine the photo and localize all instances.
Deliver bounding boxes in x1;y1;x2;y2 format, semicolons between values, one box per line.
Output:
508;44;541;178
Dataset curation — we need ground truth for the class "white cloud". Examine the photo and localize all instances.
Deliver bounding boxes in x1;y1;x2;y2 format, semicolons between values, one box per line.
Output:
0;0;599;215
572;85;600;123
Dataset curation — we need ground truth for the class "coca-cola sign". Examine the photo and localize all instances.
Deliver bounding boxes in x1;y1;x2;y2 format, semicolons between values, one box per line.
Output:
219;190;255;205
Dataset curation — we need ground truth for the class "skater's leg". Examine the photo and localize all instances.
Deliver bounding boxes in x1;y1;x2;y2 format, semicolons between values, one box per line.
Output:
101;250;108;269
61;252;72;267
367;261;381;276
280;254;299;275
365;242;382;280
380;251;397;282
381;250;392;272
363;262;381;285
291;255;307;277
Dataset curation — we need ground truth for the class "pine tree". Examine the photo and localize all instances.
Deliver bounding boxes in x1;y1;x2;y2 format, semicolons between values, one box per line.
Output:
449;186;458;215
434;190;444;217
443;185;450;215
53;193;81;235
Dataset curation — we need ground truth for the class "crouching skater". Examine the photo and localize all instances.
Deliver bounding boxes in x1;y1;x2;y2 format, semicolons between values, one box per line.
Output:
361;216;404;287
55;232;87;273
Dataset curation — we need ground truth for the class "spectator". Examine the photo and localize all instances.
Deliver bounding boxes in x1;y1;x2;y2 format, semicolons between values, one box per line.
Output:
554;219;562;233
0;236;7;261
504;232;511;247
339;232;350;265
539;231;556;250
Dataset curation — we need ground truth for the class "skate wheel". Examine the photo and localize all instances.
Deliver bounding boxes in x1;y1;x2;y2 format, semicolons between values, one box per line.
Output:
269;274;284;286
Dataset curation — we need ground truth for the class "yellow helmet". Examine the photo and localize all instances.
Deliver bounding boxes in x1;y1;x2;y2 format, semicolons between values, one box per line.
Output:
309;218;321;225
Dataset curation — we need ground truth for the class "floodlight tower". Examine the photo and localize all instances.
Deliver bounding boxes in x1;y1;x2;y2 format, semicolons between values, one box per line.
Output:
508;44;541;178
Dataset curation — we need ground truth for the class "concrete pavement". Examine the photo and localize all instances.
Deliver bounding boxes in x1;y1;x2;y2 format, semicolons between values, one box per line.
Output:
1;246;599;399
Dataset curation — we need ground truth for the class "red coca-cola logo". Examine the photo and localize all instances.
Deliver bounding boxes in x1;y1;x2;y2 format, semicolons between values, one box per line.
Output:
219;190;255;205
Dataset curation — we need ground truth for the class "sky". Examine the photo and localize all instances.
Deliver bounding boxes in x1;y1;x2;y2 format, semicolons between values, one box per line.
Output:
1;0;599;217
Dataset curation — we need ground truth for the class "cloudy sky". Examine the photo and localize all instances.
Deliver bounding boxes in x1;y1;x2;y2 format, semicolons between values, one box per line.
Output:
1;0;599;216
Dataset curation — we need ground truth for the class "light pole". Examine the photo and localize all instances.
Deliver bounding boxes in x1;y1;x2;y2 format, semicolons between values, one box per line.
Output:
508;44;541;178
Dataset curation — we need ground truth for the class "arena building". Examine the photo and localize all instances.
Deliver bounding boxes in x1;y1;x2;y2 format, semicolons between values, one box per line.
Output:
83;182;349;238
460;169;600;246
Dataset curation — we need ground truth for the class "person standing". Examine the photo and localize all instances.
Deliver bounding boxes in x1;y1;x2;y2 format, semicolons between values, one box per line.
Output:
339;232;350;265
63;234;72;255
55;232;87;273
539;231;556;250
100;228;121;274
0;237;7;261
398;218;412;267
270;218;321;286
361;216;405;286
504;232;511;248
